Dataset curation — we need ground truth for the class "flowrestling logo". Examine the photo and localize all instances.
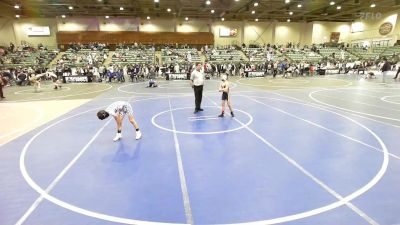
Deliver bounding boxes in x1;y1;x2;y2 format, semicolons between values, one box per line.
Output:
358;12;382;20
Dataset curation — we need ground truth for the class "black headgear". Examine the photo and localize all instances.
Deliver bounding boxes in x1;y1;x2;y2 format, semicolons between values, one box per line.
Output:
97;110;109;120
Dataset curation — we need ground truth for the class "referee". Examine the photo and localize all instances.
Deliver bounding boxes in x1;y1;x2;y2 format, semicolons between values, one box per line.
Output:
190;63;205;113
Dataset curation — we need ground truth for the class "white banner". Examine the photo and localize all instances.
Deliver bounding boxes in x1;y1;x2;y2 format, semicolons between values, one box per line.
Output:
169;73;188;80
219;28;238;37
65;76;88;83
325;69;340;74
248;71;265;77
26;26;51;36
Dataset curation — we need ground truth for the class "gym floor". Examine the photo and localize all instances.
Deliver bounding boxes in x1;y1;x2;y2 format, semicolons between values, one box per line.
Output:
1;73;400;225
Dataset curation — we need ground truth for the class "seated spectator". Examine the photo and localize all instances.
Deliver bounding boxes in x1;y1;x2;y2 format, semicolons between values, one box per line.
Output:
107;70;114;83
115;69;125;83
16;73;28;86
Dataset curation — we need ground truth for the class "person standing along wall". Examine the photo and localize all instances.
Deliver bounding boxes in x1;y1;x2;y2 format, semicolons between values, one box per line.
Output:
393;63;400;79
381;58;391;83
0;73;6;99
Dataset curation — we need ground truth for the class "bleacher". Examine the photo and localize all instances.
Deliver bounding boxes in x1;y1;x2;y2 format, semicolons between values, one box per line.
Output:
206;49;244;62
285;49;323;62
60;48;108;67
243;48;267;62
381;45;400;57
242;47;285;62
161;48;201;64
317;47;359;60
349;47;380;60
349;46;399;59
0;49;58;68
111;48;155;65
372;46;387;55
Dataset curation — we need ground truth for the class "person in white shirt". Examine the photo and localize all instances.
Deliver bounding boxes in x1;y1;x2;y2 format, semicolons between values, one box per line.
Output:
93;66;99;78
190;63;205;113
174;64;180;73
97;101;142;141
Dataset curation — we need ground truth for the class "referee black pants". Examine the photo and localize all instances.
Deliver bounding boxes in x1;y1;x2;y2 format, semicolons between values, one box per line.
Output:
193;85;203;110
395;67;400;79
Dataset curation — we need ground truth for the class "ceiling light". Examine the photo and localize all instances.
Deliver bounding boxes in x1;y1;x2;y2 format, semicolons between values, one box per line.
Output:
370;3;376;7
211;9;215;13
147;16;150;19
337;5;341;9
15;15;20;18
221;18;225;21
68;6;73;10
330;1;335;5
254;2;258;7
167;8;171;12
297;4;302;8
154;0;159;2
289;11;293;15
235;0;239;1
120;7;124;10
185;17;189;21
61;15;66;18
97;0;102;2
287;18;291;22
206;0;211;5
105;15;109;19
251;10;255;14
255;18;258;22
285;0;290;3
14;5;20;9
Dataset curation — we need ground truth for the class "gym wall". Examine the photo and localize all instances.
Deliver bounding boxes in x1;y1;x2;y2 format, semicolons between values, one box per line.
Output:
1;9;399;48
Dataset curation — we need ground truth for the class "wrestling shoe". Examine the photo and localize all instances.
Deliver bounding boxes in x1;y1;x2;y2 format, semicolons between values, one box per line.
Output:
135;131;142;140
113;133;122;142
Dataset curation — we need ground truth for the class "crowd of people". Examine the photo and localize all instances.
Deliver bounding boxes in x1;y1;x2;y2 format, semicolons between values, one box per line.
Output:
1;41;400;97
0;42;57;66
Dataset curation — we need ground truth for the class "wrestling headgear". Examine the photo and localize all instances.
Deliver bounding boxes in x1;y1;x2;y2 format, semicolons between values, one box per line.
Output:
97;110;109;120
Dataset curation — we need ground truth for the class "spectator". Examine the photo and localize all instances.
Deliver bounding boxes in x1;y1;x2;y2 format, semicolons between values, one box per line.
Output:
0;73;6;99
381;58;391;83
